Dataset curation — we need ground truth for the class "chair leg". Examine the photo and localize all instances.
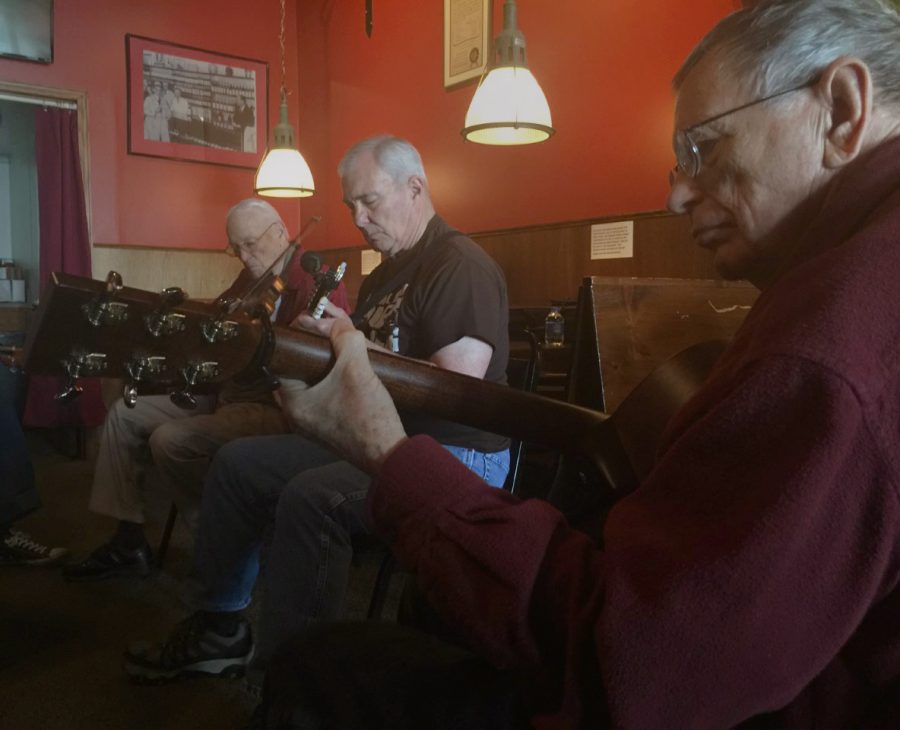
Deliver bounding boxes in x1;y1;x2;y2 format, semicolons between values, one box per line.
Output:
157;503;178;569
367;552;397;619
75;426;87;460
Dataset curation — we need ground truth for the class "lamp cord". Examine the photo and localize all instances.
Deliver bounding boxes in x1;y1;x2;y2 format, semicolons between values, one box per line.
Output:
279;0;287;96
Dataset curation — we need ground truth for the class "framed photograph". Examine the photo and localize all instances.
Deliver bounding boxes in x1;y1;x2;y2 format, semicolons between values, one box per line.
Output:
126;34;268;168
0;0;53;64
443;0;491;89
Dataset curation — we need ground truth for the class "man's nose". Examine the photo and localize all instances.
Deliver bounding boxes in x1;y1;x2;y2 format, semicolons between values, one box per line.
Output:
353;206;369;228
666;168;701;215
237;248;253;267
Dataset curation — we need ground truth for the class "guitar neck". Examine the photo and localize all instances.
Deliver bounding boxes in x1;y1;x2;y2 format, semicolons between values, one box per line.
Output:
22;272;721;499
268;325;615;461
268;328;725;496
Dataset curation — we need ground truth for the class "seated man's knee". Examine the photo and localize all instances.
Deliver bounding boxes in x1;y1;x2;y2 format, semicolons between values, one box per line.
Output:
205;437;258;482
148;420;190;463
277;480;333;522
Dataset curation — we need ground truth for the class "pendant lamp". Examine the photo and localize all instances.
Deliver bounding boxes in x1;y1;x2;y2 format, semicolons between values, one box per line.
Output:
461;0;554;145
254;0;315;197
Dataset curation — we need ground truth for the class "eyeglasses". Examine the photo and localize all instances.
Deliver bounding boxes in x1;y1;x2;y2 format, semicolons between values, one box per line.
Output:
226;220;280;257
672;78;817;180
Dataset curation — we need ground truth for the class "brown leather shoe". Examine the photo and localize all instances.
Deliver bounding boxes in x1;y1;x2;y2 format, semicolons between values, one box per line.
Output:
62;540;153;581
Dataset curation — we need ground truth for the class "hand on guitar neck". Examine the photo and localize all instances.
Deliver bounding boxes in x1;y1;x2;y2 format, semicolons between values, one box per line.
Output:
278;317;408;473
291;299;351;336
291;301;392;355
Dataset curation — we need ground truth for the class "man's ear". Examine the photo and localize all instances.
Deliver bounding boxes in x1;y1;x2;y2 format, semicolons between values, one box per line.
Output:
817;56;871;169
407;175;425;199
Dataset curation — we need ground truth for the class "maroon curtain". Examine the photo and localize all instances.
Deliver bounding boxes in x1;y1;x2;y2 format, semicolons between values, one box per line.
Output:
23;107;106;428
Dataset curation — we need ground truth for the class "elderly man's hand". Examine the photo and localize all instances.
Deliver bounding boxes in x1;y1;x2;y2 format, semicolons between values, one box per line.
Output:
278;317;407;473
273;377;309;414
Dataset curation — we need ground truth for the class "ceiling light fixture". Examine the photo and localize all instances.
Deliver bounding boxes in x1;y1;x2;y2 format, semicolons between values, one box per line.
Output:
254;0;315;197
461;0;554;146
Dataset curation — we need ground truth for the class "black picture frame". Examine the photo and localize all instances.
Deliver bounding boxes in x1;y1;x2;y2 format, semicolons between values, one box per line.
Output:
0;0;53;64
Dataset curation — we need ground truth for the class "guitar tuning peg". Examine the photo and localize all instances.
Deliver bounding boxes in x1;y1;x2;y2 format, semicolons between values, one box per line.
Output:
123;382;139;408
123;355;166;408
160;286;186;306
55;351;107;403
169;389;198;410
145;287;187;337
83;271;129;327
105;271;123;294
170;361;219;411
55;375;84;404
201;316;239;344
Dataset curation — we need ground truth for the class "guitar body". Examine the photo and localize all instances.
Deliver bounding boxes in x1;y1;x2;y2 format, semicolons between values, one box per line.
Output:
548;339;726;532
25;272;725;502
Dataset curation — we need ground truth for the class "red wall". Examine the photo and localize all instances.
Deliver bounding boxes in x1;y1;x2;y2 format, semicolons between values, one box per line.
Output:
0;0;737;253
297;0;736;251
0;0;305;250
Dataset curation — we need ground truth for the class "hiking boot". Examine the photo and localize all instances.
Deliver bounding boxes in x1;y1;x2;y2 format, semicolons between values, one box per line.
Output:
62;540;152;581
0;530;68;567
124;612;254;683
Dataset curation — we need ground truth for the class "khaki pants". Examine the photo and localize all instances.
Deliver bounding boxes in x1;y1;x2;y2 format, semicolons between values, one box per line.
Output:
88;395;288;529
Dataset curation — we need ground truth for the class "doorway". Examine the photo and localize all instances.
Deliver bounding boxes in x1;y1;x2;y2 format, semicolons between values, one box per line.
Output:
0;82;90;305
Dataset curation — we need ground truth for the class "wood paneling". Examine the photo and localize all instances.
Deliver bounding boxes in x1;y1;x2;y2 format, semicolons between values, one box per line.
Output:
315;211;721;309
88;211;724;313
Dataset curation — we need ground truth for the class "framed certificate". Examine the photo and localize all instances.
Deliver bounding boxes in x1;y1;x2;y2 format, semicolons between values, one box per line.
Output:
443;0;491;88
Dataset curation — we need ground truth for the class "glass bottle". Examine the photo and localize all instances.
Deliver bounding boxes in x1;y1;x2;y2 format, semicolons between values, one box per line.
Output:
544;305;565;347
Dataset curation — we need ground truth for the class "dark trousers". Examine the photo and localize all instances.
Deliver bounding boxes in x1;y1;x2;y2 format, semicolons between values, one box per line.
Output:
0;398;39;525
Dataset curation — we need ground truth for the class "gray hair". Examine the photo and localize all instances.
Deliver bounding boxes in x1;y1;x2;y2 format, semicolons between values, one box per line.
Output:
674;0;900;109
226;198;281;226
337;135;428;184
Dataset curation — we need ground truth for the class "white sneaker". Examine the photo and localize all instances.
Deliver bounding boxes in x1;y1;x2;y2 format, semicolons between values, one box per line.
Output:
0;529;68;566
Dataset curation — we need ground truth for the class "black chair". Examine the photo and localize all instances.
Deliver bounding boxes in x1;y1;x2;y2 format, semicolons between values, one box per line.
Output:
503;328;542;495
157;500;179;569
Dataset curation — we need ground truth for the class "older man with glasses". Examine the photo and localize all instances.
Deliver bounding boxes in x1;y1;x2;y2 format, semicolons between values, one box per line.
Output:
224;2;900;728
63;199;348;581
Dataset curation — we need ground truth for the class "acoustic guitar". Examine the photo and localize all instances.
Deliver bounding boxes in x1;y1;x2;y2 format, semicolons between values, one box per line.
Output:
23;271;725;501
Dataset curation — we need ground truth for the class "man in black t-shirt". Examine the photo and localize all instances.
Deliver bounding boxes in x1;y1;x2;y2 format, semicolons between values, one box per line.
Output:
125;136;510;685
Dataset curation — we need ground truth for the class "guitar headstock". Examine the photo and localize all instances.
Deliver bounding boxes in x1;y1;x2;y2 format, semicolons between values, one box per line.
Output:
24;271;267;406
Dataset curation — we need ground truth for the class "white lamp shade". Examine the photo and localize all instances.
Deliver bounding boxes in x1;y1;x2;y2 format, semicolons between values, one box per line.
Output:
254;147;315;198
463;66;554;145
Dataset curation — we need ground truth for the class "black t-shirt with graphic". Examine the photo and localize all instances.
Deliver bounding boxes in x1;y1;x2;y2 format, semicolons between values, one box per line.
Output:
353;215;509;452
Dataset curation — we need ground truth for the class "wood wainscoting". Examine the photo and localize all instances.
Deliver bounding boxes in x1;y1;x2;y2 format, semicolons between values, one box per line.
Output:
88;210;718;309
91;245;243;300
315;210;721;309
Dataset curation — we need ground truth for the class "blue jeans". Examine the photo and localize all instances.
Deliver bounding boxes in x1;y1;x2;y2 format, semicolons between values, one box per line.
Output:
189;433;508;666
